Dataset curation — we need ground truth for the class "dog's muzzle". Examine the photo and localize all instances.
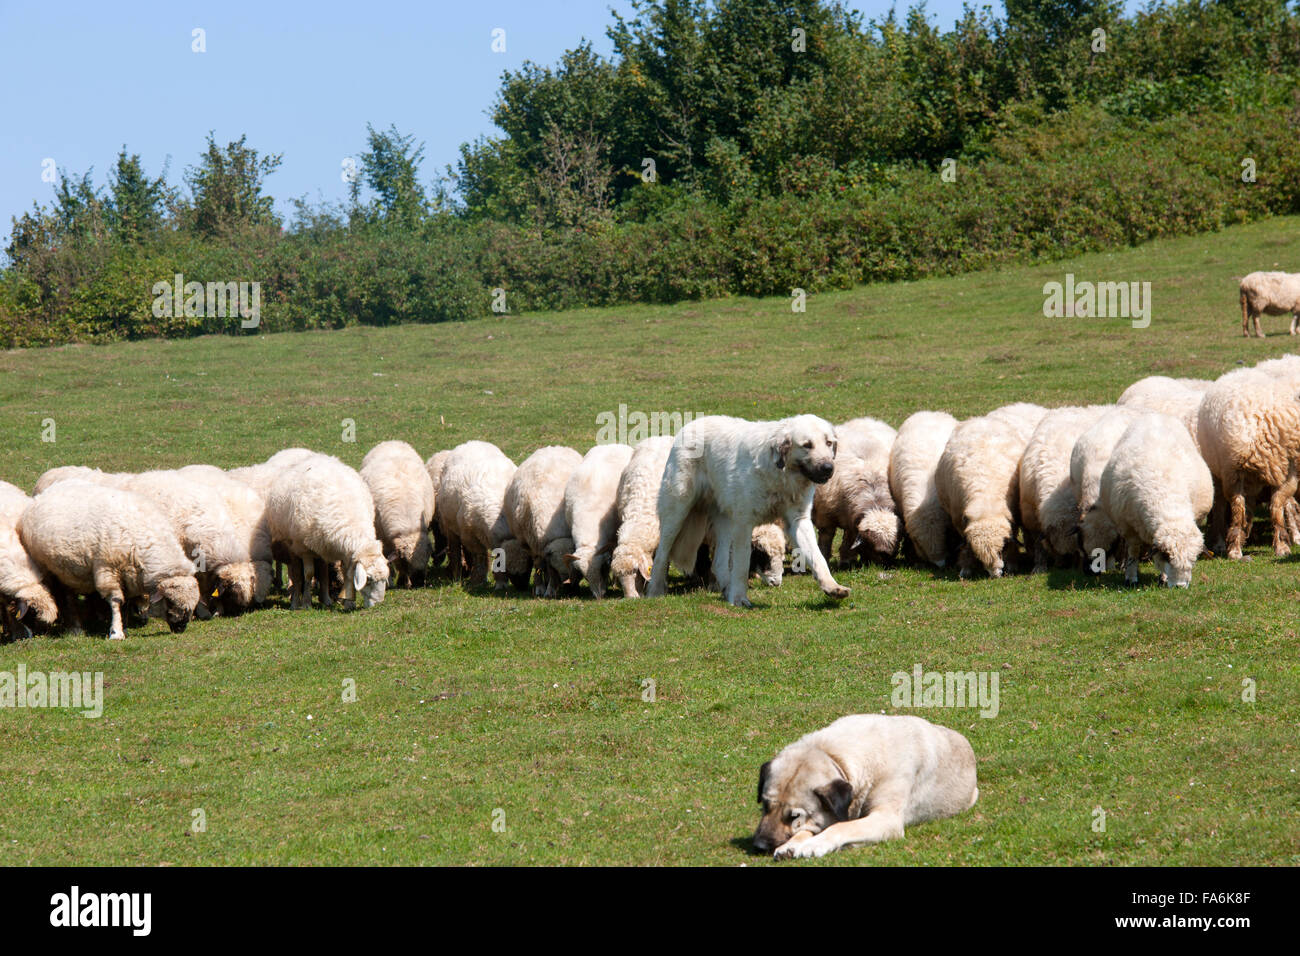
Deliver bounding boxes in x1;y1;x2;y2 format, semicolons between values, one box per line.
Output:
801;461;835;484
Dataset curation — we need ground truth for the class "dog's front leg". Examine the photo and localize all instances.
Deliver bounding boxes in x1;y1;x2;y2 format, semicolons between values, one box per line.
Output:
788;511;849;599
774;810;905;859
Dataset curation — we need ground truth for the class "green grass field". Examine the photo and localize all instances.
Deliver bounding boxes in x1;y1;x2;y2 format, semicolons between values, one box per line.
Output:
2;217;1299;865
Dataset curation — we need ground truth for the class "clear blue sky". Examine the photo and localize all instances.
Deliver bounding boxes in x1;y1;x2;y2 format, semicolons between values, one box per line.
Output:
0;0;1138;231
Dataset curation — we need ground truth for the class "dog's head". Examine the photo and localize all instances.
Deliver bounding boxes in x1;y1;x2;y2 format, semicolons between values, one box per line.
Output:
772;415;837;485
752;748;854;853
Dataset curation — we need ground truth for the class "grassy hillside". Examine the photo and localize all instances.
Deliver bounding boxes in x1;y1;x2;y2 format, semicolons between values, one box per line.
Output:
1;217;1298;865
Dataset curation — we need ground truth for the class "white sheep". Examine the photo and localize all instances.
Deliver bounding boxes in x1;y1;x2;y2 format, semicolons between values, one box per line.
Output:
0;481;59;639
811;451;901;567
888;411;958;567
175;465;274;612
1100;413;1213;587
360;440;435;587
1117;376;1205;449
1239;271;1300;337
1196;367;1300;559
436;441;530;590
112;470;266;617
19;480;201;639
935;407;1041;578
1018;405;1111;571
1069;406;1144;568
505;445;584;597
32;465;105;496
835;417;897;467
266;454;389;609
228;447;317;499
564;444;636;598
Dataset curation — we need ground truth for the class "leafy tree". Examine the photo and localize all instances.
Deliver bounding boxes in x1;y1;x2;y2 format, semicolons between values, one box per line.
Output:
105;149;171;243
351;123;428;227
184;134;283;236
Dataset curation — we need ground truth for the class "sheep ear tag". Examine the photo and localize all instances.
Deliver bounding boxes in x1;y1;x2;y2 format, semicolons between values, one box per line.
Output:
353;563;367;591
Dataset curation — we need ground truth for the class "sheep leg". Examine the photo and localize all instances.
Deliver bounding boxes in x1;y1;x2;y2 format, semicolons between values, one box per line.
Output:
1255;312;1265;338
817;526;834;562
289;557;307;610
446;533;464;581
1226;477;1250;560
1291;311;1298;335
1123;538;1141;586
316;557;333;607
1271;467;1300;557
836;529;857;569
91;565;127;640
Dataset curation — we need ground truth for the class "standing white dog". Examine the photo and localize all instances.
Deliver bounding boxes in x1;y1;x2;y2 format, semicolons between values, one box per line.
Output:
644;414;849;606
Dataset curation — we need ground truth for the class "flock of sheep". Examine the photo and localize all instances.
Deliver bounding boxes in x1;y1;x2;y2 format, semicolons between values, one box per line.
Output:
2;350;1300;640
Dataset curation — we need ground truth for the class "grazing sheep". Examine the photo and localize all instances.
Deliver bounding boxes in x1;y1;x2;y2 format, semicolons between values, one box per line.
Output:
747;522;787;587
175;465;274;612
506;445;584;597
1100;413;1213;587
564;444;636;598
266;455;389;609
812;452;902;567
425;450;453;573
1117;376;1206;448
1018;405;1111;571
360;440;435;588
986;402;1048;434
19;480;200;639
1196;367;1300;559
835;417;897;469
32;465;105;496
935;408;1041;578
0;481;59;640
1070;406;1145;568
1239;271;1300;337
111;471;257;618
228;448;317;499
436;441;530;590
888;411;959;567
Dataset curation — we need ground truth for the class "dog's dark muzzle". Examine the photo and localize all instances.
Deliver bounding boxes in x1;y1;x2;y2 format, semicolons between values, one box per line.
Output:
801;462;835;484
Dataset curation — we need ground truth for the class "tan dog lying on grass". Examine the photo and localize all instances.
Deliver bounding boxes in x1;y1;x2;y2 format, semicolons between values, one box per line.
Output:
753;714;978;859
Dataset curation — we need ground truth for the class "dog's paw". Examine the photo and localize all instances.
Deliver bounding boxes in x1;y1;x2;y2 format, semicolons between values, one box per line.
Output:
774;836;833;859
824;584;849;599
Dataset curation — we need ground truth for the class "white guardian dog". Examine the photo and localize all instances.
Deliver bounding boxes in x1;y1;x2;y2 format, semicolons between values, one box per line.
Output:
645;414;850;606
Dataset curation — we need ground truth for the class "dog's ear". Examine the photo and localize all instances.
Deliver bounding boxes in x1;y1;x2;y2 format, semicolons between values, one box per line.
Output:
757;760;772;804
771;434;791;470
814;778;854;821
